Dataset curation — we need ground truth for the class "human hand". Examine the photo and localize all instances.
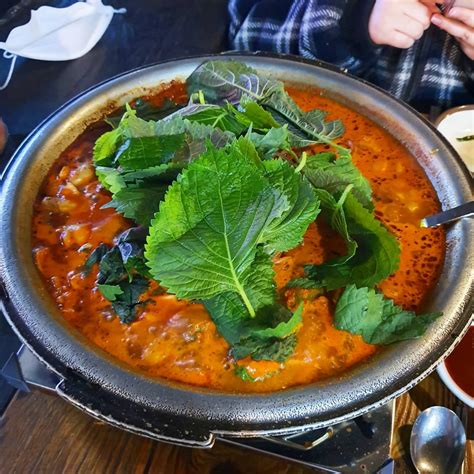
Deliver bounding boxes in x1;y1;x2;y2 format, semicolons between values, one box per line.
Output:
369;0;440;48
432;7;474;59
0;118;7;154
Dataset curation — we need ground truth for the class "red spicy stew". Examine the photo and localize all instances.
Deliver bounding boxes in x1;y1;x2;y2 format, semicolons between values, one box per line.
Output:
31;82;445;393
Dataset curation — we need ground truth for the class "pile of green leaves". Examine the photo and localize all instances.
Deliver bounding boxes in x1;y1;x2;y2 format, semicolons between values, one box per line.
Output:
92;105;235;226
145;139;319;360
185;61;440;344
85;60;441;372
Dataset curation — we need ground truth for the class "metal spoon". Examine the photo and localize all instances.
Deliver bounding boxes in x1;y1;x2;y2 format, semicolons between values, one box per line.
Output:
420;201;474;228
410;406;466;474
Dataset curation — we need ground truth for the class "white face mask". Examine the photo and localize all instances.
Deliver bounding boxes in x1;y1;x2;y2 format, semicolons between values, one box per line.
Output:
0;0;126;90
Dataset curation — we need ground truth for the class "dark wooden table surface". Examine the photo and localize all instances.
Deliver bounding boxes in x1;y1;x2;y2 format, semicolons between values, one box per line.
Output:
0;373;472;473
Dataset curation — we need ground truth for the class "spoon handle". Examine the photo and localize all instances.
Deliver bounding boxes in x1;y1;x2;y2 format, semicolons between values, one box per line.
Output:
420;201;474;228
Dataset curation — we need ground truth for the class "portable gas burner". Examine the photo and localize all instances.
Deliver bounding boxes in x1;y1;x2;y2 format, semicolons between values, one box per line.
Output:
1;338;395;474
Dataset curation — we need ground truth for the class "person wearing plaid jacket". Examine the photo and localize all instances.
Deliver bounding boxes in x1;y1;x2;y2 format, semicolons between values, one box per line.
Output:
229;0;474;112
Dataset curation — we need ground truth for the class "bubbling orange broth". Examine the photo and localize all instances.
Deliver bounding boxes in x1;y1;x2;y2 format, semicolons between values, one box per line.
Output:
31;82;445;393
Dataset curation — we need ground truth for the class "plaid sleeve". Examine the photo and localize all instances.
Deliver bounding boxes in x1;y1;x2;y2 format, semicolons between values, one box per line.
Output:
461;52;474;95
422;33;474;110
229;0;380;75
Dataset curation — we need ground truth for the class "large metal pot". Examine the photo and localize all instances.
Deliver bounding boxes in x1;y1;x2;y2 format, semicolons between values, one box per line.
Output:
0;53;472;447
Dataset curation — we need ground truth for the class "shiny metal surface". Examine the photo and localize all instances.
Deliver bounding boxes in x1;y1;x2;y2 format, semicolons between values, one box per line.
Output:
410;406;466;474
263;428;334;451
4;344;395;472
421;201;474;227
0;53;473;444
1;345;61;393
230;401;395;473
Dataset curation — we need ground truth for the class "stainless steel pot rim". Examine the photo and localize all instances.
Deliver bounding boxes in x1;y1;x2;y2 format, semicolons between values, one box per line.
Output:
2;51;472;181
0;53;473;439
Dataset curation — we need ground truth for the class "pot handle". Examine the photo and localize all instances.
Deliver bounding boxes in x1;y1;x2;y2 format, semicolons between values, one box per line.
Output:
260;428;334;451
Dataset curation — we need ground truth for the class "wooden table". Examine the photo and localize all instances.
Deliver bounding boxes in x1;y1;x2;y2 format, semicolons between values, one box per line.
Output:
0;373;472;473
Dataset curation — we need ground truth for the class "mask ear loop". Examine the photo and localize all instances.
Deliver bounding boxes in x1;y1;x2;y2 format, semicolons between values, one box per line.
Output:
0;51;17;91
